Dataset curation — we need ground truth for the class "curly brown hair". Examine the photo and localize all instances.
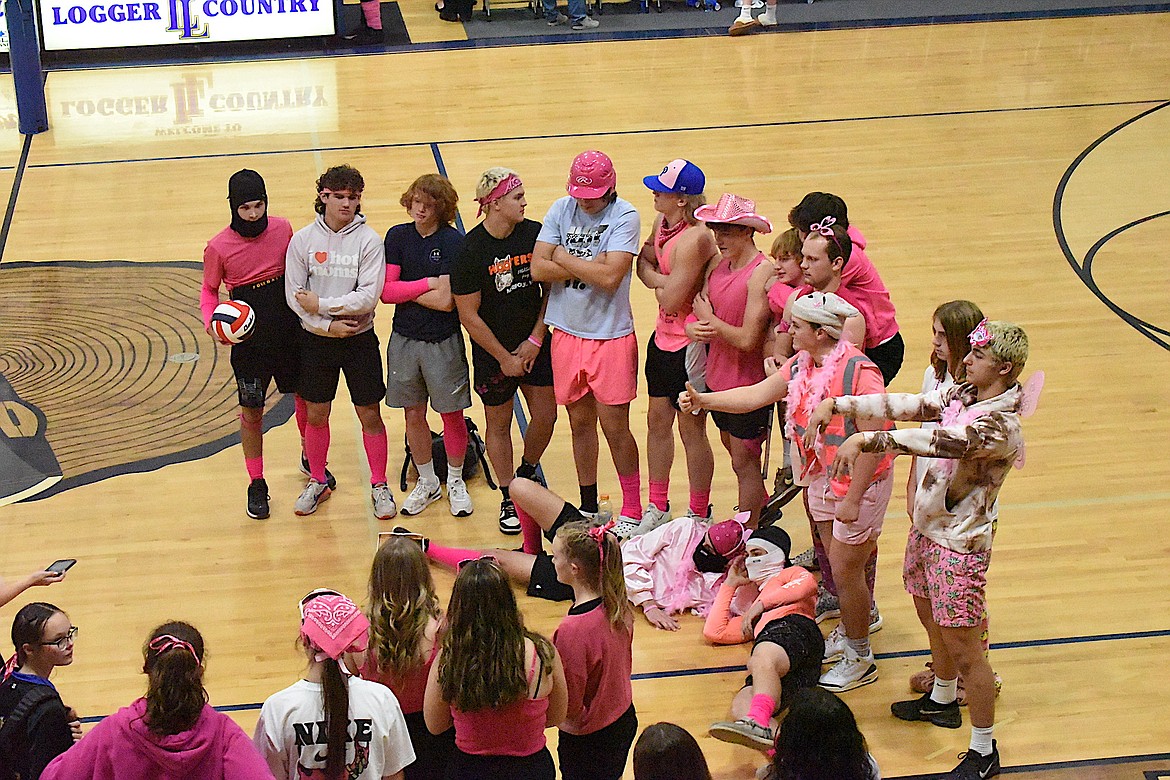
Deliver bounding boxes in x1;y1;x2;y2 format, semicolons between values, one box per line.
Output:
367;537;441;677
313;164;365;215
400;174;459;225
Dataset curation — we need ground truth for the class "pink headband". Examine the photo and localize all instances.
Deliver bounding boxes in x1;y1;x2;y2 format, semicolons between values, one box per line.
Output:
807;216;847;259
588;520;616;567
969;318;992;347
475;173;522;216
148;635;202;667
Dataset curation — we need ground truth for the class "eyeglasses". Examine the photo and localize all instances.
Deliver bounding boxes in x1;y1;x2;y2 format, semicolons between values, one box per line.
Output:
377;530;426;551
40;626;78;650
457;554;500;571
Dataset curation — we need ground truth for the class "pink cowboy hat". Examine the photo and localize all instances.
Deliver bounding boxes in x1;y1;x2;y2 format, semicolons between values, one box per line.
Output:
694;193;772;234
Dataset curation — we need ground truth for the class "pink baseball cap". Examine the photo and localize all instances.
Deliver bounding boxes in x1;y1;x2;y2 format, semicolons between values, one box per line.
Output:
300;592;370;661
567;150;616;199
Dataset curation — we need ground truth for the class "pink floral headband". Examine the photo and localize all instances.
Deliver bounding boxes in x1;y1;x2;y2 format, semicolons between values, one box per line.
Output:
148;635;201;667
969;318;992;347
475;173;522;216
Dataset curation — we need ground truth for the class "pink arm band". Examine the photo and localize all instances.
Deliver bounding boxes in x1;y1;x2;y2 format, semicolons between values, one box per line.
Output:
200;284;220;330
380;264;432;304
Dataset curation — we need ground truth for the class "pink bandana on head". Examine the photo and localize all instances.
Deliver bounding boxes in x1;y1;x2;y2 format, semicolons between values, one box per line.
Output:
476;173;522;216
300;593;370;662
587;520;616;566
969;318;992;348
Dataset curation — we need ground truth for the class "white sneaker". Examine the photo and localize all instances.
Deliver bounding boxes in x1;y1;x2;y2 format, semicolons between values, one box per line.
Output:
611;515;642;539
823;624;847;663
447;479;473;517
631;504;671;537
294;480;331;516
571;15;598;29
371;483;398;520
401;479;440;516
819;648;878;692
685;504;713;523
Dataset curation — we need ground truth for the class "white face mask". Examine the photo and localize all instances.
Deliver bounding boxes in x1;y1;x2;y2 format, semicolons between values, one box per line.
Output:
744;540;788;584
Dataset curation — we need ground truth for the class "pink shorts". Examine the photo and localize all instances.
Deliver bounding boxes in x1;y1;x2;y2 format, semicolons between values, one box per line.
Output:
806;472;893;546
551;330;638;406
903;527;992;628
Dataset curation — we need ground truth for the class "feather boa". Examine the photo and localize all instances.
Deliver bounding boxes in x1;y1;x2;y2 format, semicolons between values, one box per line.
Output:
783;339;853;477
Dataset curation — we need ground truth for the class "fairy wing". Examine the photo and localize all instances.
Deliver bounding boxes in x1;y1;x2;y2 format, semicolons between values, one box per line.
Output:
1018;370;1045;418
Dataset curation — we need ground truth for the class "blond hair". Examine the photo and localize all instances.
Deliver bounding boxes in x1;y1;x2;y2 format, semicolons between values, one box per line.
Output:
475;167;519;202
556;521;632;631
985;321;1029;382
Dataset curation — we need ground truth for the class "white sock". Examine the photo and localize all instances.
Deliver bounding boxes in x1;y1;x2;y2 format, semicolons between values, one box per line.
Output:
416;460;438;486
969;725;994;756
736;7;753;21
932;677;958;705
447;463;464;485
846;636;871;658
760;3;775;22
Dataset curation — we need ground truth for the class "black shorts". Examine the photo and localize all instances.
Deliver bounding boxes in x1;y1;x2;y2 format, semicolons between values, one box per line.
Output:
526;551;575;602
711;404;772;441
865;331;904;387
298;328;386;406
644;332;688;409
472;340;554;408
743;614;824;708
403;710;455;780
557;704;637;780
446;746;555;780
544;502;588;544
229;276;302;407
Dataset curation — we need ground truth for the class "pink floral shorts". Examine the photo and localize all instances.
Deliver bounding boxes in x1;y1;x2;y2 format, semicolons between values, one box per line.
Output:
903;527;992;628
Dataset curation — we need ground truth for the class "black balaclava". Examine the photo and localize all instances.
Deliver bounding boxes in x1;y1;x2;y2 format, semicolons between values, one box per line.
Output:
228;169;269;238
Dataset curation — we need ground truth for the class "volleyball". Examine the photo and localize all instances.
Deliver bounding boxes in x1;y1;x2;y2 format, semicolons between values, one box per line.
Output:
210;300;256;344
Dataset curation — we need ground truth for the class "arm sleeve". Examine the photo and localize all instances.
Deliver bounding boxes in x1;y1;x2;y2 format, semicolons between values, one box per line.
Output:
604;207;642;255
834;390;945;423
552;624;588;724
285;235;333;333
756;569;818;611
380;698;416;777
201;242;225;329
319;234;387;316
535;202;565;246
702;583;749;645
380;263;431;304
252;706;290;780
450;239;484;296
858;414;1018;461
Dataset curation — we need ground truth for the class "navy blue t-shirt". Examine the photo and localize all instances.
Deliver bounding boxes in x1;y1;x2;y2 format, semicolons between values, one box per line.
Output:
384;222;464;343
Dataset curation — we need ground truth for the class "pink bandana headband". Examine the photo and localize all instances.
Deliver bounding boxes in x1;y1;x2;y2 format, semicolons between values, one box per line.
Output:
148;635;202;667
969;318;992;348
476;173;522;216
300;592;370;662
588;519;616;567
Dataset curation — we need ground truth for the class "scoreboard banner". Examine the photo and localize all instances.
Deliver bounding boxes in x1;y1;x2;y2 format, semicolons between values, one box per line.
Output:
37;0;335;50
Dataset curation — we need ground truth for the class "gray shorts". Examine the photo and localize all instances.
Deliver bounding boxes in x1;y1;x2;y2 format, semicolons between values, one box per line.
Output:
384;331;472;413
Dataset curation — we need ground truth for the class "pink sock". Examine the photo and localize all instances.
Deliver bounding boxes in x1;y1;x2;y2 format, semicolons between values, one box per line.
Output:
516;503;542;555
441;412;469;471
747;693;776;728
361;0;382;28
649;479;669;512
305;422;330;484
245;457;264;481
294;395;308;442
618;471;642;519
363;430;389;486
689;489;711;517
427;542;480;570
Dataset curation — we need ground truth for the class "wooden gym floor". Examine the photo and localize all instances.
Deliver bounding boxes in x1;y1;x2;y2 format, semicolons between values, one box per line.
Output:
1;12;1169;779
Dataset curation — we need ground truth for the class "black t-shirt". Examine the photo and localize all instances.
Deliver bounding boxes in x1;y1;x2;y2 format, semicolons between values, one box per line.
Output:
450;219;543;355
0;674;72;779
384;222;464;343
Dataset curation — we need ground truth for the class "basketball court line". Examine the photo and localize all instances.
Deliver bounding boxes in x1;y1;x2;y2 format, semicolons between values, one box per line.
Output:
0;134;33;262
2;97;1164;173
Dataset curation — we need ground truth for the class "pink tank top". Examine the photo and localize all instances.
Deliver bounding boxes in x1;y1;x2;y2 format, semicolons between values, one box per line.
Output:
653;221;698;352
451;647;549;756
359;638;440;714
705;252;767;392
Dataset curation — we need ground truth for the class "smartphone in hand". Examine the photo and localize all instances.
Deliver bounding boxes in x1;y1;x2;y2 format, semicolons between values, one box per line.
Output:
46;559;77;575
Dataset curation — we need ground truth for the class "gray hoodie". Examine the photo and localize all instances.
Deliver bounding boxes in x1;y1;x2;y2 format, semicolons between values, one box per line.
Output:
285;212;386;337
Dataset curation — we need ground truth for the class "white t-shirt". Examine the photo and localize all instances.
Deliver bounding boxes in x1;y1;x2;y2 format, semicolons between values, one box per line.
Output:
254;677;415;780
537;196;640;340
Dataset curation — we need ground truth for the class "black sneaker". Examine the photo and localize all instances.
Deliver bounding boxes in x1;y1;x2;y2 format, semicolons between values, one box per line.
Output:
342;25;385;44
300;454;337;491
499;498;521;535
891;692;962;729
515;460;545;486
247;478;270;519
948;741;1000;779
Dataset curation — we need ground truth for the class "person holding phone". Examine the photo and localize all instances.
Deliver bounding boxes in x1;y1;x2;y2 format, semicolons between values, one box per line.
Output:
0;564;70;612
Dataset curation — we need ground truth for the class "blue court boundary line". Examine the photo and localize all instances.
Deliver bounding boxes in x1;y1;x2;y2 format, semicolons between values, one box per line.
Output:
15;4;1170;73
75;624;1170;724
0;133;33;264
0;97;1164;173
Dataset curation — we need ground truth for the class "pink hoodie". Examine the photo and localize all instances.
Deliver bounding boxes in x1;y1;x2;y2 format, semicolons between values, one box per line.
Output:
41;699;273;780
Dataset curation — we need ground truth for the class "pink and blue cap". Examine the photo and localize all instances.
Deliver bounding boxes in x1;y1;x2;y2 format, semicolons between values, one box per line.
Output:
567;150;617;199
643;159;705;195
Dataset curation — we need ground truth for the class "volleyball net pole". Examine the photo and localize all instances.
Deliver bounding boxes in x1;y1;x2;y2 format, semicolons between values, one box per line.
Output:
5;0;49;134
